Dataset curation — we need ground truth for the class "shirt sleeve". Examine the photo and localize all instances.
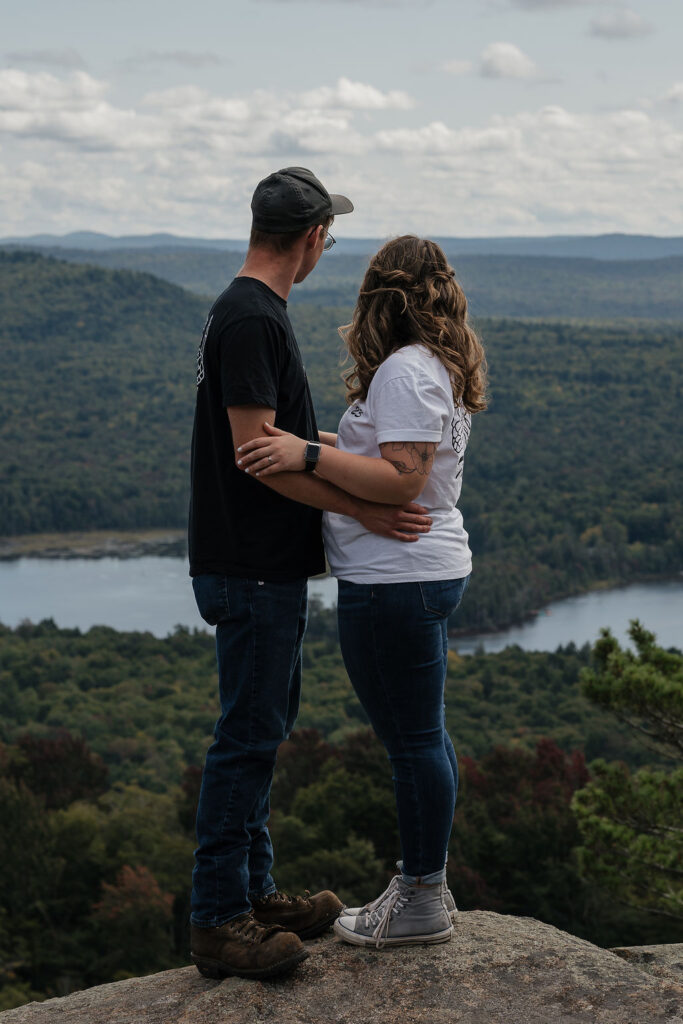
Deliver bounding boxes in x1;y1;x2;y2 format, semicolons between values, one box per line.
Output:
371;373;451;445
218;315;283;409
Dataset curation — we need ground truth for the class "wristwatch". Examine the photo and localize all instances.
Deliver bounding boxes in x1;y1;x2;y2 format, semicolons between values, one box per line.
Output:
304;441;322;472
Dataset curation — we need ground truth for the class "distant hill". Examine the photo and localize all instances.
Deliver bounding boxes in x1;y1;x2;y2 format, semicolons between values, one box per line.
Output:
0;250;206;537
0;231;246;252
1;249;681;632
4;231;683;260
13;245;683;320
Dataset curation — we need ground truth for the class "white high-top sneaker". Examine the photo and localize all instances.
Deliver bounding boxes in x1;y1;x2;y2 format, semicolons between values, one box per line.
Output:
344;874;458;924
334;876;453;949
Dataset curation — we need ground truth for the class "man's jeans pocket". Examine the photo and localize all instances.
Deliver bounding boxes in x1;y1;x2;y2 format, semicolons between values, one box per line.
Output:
192;574;231;626
418;575;470;618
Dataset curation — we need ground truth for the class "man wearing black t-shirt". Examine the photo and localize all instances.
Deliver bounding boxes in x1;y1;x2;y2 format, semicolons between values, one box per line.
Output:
188;168;432;980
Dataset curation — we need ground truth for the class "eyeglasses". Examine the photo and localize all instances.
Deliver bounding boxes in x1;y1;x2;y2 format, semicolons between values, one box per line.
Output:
323;231;336;252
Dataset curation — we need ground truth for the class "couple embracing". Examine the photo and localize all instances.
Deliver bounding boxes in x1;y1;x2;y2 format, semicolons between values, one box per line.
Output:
188;167;487;980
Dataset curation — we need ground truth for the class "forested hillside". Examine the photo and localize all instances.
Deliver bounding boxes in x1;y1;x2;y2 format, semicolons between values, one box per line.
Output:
0;613;680;1009
0;252;206;535
0;610;662;785
2;251;682;631
13;245;683;319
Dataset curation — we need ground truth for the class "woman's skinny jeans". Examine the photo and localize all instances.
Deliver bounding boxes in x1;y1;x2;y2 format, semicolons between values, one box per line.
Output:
337;575;470;880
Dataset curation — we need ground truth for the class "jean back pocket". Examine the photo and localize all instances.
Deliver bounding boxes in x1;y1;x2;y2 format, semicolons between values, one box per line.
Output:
418;576;470;618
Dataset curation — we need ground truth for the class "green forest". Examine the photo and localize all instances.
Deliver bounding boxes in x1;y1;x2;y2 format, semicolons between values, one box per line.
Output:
0;608;680;1009
9;244;683;319
1;245;681;1012
1;250;681;631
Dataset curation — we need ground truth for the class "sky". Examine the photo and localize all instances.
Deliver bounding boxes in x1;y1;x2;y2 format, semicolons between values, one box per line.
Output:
1;0;682;238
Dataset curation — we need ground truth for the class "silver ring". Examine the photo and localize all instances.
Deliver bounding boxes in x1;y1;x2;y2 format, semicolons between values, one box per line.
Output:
268;455;273;464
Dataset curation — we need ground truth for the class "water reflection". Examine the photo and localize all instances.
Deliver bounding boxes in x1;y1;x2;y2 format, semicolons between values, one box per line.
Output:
0;557;680;653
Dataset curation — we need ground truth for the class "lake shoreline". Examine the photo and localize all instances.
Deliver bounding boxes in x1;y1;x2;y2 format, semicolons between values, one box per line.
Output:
447;570;683;639
2;530;681;641
0;529;187;561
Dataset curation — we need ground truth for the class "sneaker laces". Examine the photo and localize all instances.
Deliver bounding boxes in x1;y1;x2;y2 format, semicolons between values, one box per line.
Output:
363;889;409;949
359;875;401;915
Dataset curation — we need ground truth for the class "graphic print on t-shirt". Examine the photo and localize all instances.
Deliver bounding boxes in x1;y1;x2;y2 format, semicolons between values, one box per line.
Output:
451;406;471;479
196;314;213;387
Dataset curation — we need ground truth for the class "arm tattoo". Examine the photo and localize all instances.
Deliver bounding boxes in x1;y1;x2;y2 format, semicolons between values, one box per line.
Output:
380;441;437;477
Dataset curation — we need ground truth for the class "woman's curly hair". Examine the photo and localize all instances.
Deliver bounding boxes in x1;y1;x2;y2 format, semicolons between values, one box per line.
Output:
340;235;487;413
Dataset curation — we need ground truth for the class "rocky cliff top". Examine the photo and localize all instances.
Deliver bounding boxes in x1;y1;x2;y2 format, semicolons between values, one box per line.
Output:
2;911;682;1024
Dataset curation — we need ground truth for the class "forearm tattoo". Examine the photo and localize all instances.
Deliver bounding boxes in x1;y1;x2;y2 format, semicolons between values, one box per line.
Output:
380;441;437;477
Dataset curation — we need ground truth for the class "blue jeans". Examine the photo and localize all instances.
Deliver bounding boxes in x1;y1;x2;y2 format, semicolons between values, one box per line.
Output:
191;573;308;927
337;576;470;880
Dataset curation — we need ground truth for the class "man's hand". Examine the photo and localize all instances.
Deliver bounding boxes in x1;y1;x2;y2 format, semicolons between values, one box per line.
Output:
354;500;432;542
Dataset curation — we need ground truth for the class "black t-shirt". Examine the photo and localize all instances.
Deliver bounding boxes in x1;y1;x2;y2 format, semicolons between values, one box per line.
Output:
188;277;325;581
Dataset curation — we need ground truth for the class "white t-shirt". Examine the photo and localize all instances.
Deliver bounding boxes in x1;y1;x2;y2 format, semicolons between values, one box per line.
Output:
322;343;473;583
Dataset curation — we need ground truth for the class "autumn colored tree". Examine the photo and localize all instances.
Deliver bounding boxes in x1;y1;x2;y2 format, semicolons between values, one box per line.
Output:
9;731;108;810
91;865;174;976
572;622;683;923
449;738;592;937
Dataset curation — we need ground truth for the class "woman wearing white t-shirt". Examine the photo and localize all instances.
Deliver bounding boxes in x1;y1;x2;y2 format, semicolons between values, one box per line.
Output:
238;236;487;949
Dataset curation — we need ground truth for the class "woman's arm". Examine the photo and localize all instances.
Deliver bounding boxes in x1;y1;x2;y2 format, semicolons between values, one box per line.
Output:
237;422;436;504
319;439;437;503
319;431;338;446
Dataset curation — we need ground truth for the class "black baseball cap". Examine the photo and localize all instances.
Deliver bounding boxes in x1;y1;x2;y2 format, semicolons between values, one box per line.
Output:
251;166;354;233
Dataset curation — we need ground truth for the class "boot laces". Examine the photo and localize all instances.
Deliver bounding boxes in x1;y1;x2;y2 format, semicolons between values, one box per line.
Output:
231;913;279;944
266;888;311;906
364;889;409;949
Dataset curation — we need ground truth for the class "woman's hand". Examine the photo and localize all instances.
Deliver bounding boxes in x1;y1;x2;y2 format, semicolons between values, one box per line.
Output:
237;422;307;476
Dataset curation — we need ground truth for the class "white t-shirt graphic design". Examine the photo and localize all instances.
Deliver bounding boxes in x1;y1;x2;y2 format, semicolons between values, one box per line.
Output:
323;344;472;583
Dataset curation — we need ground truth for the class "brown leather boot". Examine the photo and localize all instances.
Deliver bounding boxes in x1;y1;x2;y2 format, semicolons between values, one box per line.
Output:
191;911;308;980
251;888;343;939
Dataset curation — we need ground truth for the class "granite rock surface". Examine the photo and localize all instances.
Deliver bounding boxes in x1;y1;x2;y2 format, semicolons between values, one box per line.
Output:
2;911;682;1024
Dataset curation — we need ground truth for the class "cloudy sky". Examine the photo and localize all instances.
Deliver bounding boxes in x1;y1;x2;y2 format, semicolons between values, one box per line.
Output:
2;0;682;238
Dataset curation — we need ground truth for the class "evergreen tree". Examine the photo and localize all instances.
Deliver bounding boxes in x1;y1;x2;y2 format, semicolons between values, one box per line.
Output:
572;622;683;922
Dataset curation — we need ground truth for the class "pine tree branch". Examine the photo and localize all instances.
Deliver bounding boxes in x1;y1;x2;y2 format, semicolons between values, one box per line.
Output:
613;892;683;922
610;816;683;838
612;711;682;758
610;845;683;877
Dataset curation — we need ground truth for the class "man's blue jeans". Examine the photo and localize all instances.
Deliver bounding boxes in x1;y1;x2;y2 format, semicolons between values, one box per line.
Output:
190;573;308;927
337;576;470;880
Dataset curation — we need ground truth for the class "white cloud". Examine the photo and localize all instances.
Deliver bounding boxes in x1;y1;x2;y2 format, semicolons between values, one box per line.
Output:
479;42;540;79
0;68;681;238
0;70;159;151
662;82;683;104
374;105;683;233
589;9;653;39
299;77;415;110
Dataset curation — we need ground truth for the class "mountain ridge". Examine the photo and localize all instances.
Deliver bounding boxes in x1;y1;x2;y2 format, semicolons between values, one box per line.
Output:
4;231;683;260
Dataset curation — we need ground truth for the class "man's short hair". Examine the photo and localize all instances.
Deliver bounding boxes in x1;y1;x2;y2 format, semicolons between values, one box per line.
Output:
249;215;333;254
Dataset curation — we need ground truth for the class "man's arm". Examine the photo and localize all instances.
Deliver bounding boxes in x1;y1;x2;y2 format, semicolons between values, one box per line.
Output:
319;431;338;447
228;406;431;541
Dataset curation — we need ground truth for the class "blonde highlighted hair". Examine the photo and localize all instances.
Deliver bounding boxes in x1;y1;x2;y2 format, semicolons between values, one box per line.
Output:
340;235;487;413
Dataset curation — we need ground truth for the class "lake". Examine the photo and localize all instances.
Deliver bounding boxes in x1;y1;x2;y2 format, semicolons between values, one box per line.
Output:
0;557;681;652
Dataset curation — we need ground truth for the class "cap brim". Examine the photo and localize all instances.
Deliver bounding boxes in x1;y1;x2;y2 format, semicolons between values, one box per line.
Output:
329;193;354;215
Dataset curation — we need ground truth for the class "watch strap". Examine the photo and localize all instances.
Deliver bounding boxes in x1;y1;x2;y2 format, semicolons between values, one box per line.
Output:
304;441;322;472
